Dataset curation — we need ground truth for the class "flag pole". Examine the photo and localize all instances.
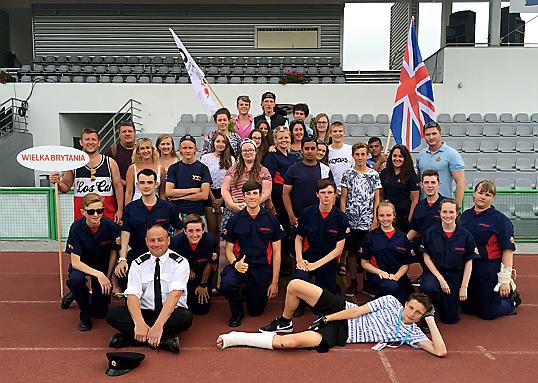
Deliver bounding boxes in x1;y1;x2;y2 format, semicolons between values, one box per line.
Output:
54;182;64;298
203;78;225;109
384;129;392;155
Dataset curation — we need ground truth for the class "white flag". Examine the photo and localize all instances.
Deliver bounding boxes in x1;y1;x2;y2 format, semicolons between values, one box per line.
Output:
169;28;219;113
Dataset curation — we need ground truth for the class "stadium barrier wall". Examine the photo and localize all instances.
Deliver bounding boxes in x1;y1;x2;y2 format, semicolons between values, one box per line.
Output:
0;187;537;242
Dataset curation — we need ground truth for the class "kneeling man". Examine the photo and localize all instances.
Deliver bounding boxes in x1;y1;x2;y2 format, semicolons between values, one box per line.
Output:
107;224;193;353
65;193;120;331
217;279;447;356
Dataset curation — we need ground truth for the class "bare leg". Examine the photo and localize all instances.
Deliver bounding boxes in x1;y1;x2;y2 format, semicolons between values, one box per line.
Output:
216;330;323;350
282;280;323;319
272;331;323;349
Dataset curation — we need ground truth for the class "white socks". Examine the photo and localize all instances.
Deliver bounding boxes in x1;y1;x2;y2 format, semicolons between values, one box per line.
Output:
218;331;275;350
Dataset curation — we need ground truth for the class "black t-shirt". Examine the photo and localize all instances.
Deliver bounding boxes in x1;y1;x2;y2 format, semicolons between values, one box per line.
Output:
380;169;419;214
166;160;212;215
104;143;133;182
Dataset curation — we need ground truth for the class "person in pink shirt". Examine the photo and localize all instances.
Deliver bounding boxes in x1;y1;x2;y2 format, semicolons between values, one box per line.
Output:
234;95;254;140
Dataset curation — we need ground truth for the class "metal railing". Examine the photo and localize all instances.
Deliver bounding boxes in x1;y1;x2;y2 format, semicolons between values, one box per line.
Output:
0;98;29;137
98;98;142;150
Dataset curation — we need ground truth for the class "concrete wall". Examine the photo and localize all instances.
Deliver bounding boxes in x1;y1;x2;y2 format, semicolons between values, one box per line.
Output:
0;132;34;186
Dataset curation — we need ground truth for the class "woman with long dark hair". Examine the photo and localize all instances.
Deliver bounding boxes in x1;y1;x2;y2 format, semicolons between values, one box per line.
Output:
289;120;305;154
249;128;270;161
200;132;235;241
379;144;419;233
202;107;242;157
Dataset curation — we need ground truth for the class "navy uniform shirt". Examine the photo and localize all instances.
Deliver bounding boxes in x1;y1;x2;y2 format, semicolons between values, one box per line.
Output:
409;194;445;235
263;150;299;193
421;224;479;270
166;160;212;215
122;199;183;256
296;205;349;262
170;232;218;276
66;217;121;269
222;207;285;266
360;228;412;274
460;206;516;261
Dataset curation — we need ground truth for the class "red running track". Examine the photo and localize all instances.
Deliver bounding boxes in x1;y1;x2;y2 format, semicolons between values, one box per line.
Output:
1;251;537;383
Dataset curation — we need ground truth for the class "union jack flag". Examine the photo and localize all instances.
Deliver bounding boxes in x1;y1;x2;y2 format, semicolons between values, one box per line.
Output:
390;18;436;150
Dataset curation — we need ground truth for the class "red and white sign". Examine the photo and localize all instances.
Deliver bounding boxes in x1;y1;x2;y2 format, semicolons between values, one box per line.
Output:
17;145;89;172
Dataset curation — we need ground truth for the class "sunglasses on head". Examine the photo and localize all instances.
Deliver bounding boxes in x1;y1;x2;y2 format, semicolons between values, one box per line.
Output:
423;121;439;129
84;208;105;215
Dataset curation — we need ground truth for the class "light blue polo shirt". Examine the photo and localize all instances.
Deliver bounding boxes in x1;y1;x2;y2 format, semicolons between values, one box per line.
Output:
416;142;465;198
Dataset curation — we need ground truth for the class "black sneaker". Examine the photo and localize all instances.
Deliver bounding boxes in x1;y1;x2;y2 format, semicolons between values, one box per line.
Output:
259;317;293;333
108;333;132;349
509;290;522;308
160;337;180;353
61;291;75;310
411;276;423;288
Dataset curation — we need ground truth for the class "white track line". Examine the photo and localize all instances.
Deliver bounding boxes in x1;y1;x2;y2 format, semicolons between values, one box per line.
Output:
378;350;399;383
477;345;496;360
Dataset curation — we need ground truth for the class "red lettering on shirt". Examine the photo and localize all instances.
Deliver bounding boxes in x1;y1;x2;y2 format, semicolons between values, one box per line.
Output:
454;247;465;251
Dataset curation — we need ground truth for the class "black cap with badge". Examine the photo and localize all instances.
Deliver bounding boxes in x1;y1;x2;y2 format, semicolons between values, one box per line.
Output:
261;91;276;102
179;134;197;146
106;352;145;377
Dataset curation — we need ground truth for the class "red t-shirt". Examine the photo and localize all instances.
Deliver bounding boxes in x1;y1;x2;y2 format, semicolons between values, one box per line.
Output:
320;210;330;219
383;228;396;239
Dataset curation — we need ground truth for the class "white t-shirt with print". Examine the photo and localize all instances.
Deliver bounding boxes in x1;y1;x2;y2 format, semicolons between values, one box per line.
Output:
328;143;353;193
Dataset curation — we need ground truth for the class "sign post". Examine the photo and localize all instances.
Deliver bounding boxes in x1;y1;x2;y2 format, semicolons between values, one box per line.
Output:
17;145;89;298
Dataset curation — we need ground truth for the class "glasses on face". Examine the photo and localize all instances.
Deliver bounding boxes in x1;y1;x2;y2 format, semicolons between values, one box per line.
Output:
242;149;256;153
316;121;328;125
84;208;104;215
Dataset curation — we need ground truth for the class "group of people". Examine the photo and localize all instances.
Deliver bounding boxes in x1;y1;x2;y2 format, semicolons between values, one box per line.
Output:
48;90;521;356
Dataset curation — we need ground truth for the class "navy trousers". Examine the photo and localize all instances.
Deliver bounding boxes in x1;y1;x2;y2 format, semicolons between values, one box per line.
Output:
461;258;515;320
66;265;109;323
220;264;272;318
366;272;414;305
187;277;212;315
420;269;463;324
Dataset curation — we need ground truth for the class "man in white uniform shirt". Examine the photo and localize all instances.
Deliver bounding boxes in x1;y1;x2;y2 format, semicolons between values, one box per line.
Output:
217;279;447;356
107;224;192;353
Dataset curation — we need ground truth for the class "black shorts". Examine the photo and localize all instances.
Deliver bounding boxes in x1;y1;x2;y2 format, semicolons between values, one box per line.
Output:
344;229;368;253
310;288;349;353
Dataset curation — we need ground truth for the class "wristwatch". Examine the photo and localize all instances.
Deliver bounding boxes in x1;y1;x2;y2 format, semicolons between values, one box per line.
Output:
200;282;207;288
117;257;127;264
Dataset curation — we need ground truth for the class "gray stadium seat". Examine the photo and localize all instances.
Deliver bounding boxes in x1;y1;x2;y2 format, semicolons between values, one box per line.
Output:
127;57;139;64
72;75;84;83
366;126;383;137
216;76;227;84
496;158;515;171
157;66;169;75
69;65;81;73
483;113;498;123
335;76;346;84
244;67;256;75
349;126;367;137
219;67;231;75
104;57;115;64
282;57;293;66
333;67;344;76
482;125;500;137
476;158;495;171
310;77;320;84
452;113;466;123
85;76;97;83
20;75;31;82
78;56;90;64
230;76;241;84
152;57;163;65
205;76;215;83
47;75;58;82
516;141;533;153
107;66;119;74
516;158;535;172
499;125;516;136
33;64;44;72
344;136;356;146
270;67;281;76
223;57;234;66
534;126;538;136
258;57;269;65
152;76;163;83
361;114;375;124
94;66;106;74
468;113;483;123
189;125;205;137
514;178;534;190
480;141;498;153
60;75;72;83
515;113;530;122
138;76;150;83
132;66;144;74
194;114;208;124
321;77;333;84
376;114;390;124
232;67;244;75
164;76;176;83
177;77;189;83
346;114;360;124
331;114;344;123
294;57;305;65
449;125;466;137
199;57;210;66
466;125;482;136
534;141;538;152
499;113;514;122
170;66;181;75
258;67;269;75
494;203;514;217
270;57;281;66
44;64;56;72
20;64;31;73
516;125;533;137
82;65;93;73
306;57;317;66
246;57;257;66
307;67;319;76
464;156;477;171
320;67;332;76
112;75;123;83
207;67;218;76
514;203;536;219
461;140;480;153
531;113;538;122
34;56;44;63
235;57;245;66
494;178;512;190
498;141;515;153
269;77;280;84
318;57;329;66
125;76;137;83
99;76;110;83
256;77;267;84
164;57;175;65
180;114;194;125
139;57;150;64
243;76;254;84
437;113;451;123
